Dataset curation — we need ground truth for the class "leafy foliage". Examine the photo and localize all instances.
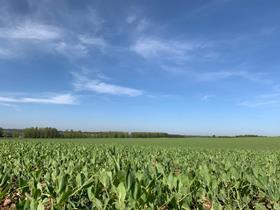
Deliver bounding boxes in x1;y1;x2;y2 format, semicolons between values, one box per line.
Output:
3;127;184;139
0;140;280;209
23;127;61;138
0;127;3;137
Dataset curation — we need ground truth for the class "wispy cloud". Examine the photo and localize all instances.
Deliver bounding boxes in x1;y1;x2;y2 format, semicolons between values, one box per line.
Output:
160;64;274;85
0;102;17;108
79;35;107;49
0;94;76;105
131;37;199;59
259;93;280;99
0;18;107;59
126;15;137;24
196;70;274;85
72;71;143;97
0;48;16;59
196;71;238;81
146;93;181;100
77;81;142;96
135;19;150;32
54;42;88;58
239;91;280;107
126;12;150;32
0;21;62;41
200;95;213;102
238;100;279;108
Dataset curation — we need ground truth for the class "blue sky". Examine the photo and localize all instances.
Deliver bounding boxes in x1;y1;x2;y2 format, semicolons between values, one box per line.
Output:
0;0;280;135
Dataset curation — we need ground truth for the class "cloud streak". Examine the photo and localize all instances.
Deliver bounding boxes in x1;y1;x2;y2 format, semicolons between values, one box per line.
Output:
131;37;199;60
238;100;279;108
0;94;76;105
200;95;213;102
0;17;107;59
0;21;62;41
0;48;15;59
73;72;143;97
54;42;89;58
239;91;280;107
79;35;107;50
160;64;274;86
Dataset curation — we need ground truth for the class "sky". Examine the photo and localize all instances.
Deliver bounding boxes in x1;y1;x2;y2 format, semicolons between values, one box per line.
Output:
0;0;280;135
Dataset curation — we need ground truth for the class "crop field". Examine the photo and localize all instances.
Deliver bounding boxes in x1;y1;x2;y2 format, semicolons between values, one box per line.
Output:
1;138;280;209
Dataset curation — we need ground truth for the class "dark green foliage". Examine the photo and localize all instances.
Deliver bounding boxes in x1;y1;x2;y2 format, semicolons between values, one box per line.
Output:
131;132;169;138
12;130;21;138
87;131;130;138
23;127;61;138
2;127;264;139
21;127;185;139
63;130;87;138
0;129;23;138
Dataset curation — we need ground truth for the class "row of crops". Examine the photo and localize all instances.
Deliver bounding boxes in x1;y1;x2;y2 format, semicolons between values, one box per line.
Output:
0;140;280;209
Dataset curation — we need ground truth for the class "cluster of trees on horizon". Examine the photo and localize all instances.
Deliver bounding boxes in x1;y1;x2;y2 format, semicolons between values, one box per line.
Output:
0;127;264;139
0;127;185;139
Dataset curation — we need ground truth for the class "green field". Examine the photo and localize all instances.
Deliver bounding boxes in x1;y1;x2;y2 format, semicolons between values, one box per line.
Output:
18;136;280;150
101;137;280;150
1;137;280;209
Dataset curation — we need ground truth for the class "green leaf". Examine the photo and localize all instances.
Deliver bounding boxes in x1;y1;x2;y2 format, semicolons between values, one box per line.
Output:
117;182;126;203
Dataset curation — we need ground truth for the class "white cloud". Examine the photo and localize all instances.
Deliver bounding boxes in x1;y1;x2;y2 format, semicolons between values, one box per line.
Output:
131;37;197;59
126;15;137;24
126;12;150;32
196;71;240;81
0;102;16;108
54;42;88;57
200;95;213;102
0;21;62;41
161;64;275;85
259;93;280;99
238;100;279;108
54;35;108;57
0;48;16;59
73;72;143;97
239;91;280;107
196;70;274;84
135;19;149;32
79;35;107;49
0;94;76;105
0;97;18;103
0;19;107;59
79;80;142;96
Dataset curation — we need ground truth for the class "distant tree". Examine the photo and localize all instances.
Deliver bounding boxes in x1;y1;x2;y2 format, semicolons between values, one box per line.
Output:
0;127;3;137
23;127;60;138
12;130;20;138
3;130;12;138
130;132;169;138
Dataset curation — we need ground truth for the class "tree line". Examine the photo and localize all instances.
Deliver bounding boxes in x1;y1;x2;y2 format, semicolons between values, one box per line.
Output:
0;128;22;138
0;127;185;138
0;127;265;139
23;127;61;138
86;132;170;138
